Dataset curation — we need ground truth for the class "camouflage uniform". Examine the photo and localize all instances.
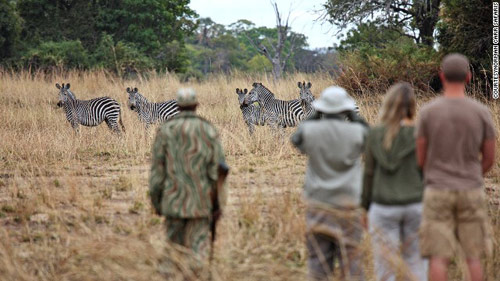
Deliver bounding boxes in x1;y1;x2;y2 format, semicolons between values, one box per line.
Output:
149;89;226;260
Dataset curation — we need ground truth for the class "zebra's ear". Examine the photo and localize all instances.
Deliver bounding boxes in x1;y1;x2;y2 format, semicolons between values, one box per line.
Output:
244;89;248;94
65;83;70;89
236;88;240;94
252;82;258;87
126;87;132;93
134;87;138;93
297;82;302;88
55;83;61;89
307;82;312;89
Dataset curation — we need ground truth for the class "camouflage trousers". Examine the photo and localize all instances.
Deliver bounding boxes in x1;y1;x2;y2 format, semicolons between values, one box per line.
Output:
166;217;211;258
161;218;212;280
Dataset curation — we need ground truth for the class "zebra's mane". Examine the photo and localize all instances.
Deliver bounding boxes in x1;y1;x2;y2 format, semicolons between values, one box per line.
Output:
66;89;77;100
134;91;152;106
253;83;275;98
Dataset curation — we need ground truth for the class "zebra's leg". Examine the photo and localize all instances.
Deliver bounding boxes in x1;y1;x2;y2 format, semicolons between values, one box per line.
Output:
247;121;255;135
105;117;121;135
119;111;125;133
71;122;80;133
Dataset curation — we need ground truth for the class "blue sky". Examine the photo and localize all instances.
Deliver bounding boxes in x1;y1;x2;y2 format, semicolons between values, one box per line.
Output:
189;0;342;49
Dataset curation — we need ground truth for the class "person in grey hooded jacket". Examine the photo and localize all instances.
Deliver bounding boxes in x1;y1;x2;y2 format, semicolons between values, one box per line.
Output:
292;86;367;281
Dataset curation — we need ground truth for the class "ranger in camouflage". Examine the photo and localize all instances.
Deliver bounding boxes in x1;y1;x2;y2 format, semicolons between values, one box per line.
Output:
149;88;226;261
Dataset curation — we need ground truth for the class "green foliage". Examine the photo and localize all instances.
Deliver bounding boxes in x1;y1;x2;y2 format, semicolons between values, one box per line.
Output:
21;40;90;70
437;0;491;76
13;0;197;73
0;0;22;62
92;34;153;76
247;55;273;72
323;0;441;46
184;17;309;77
336;23;439;93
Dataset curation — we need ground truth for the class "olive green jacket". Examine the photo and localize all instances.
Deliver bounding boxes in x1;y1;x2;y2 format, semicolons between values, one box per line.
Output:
149;111;226;218
361;125;423;210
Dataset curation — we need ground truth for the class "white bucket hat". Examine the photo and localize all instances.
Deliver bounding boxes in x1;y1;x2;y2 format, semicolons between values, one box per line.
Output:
312;86;357;114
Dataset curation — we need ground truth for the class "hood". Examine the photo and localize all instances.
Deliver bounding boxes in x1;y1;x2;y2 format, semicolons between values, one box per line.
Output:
369;126;416;172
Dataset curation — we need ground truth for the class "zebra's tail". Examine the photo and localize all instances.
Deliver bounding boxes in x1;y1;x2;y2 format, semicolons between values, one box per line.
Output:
119;110;125;133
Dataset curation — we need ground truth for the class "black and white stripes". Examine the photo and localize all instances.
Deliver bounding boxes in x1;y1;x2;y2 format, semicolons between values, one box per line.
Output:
56;83;125;133
243;82;304;128
126;87;179;127
236;88;267;134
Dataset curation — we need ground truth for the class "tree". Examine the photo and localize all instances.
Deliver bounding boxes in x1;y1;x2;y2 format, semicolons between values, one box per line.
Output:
15;0;197;72
245;2;303;80
437;0;492;78
0;0;22;63
322;0;441;46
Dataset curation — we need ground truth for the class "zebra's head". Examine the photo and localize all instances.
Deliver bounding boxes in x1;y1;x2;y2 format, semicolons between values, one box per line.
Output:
55;83;74;107
298;81;314;103
126;87;139;111
243;82;262;106
236;88;249;107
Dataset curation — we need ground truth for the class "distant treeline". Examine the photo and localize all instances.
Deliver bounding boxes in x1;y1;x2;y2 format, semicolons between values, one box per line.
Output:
0;0;337;79
0;0;493;94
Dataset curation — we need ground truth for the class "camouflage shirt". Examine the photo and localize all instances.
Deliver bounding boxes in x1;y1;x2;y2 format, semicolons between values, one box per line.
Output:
149;111;226;218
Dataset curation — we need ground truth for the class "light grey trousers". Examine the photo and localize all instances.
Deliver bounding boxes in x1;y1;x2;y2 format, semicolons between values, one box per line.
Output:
368;203;428;281
306;207;364;281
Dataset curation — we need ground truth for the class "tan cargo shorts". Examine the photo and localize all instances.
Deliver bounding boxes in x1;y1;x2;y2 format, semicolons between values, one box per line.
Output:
419;188;492;259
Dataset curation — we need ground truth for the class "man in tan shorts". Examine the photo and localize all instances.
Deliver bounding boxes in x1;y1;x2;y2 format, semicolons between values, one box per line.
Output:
416;53;496;281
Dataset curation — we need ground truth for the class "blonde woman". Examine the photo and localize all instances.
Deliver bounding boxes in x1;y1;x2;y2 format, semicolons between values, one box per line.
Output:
362;82;427;281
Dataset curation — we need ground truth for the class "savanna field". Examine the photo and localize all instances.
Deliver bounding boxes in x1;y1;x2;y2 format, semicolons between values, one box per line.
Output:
0;70;499;281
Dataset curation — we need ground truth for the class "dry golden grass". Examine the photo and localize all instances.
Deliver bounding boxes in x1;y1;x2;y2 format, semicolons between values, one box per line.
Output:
0;70;498;280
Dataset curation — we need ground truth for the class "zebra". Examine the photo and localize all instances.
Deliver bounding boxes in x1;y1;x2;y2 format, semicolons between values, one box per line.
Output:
243;82;304;128
236;88;267;134
297;81;361;120
55;83;125;133
126;87;179;128
297;81;315;120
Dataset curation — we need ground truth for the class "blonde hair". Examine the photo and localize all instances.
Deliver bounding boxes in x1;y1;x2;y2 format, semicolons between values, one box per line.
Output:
379;82;416;150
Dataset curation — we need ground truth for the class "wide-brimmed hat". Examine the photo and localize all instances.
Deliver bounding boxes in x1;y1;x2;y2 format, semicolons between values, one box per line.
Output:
177;88;198;106
312;86;357;114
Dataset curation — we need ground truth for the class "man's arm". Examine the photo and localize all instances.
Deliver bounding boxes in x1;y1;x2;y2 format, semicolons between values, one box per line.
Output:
361;139;375;211
291;125;306;153
416;136;427;169
481;139;496;174
149;129;167;215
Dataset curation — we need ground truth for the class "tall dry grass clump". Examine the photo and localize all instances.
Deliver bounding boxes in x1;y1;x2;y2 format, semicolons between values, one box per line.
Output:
0;70;498;280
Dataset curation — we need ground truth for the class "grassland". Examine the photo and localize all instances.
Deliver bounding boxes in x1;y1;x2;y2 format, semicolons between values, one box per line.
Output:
0;70;498;280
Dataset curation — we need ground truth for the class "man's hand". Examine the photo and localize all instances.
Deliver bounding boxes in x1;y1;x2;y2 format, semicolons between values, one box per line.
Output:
416;136;427;169
212;210;222;223
361;213;368;230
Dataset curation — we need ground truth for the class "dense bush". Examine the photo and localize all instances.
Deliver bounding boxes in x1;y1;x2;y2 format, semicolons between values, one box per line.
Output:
21;41;90;71
335;23;440;94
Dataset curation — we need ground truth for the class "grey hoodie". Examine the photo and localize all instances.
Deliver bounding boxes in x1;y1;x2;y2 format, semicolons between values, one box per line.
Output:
292;118;367;208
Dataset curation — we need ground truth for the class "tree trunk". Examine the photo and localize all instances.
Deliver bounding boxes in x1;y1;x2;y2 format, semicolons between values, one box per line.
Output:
416;0;441;47
271;56;282;80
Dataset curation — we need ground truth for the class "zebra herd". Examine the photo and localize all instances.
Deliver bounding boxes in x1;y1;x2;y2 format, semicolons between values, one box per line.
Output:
55;83;179;133
55;81;358;135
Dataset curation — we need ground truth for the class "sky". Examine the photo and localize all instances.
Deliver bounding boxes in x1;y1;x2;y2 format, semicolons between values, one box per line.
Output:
189;0;342;50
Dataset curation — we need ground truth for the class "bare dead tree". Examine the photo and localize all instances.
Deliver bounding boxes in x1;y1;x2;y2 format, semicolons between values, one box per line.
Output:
245;1;297;81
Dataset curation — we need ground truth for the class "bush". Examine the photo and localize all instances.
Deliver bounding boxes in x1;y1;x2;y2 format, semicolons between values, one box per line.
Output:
21;40;89;71
92;33;153;77
336;37;440;95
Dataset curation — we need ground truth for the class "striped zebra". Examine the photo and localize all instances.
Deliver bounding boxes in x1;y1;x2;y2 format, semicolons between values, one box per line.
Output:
126;87;179;128
297;81;360;119
298;81;315;120
243;82;303;128
236;88;267;134
55;83;125;133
